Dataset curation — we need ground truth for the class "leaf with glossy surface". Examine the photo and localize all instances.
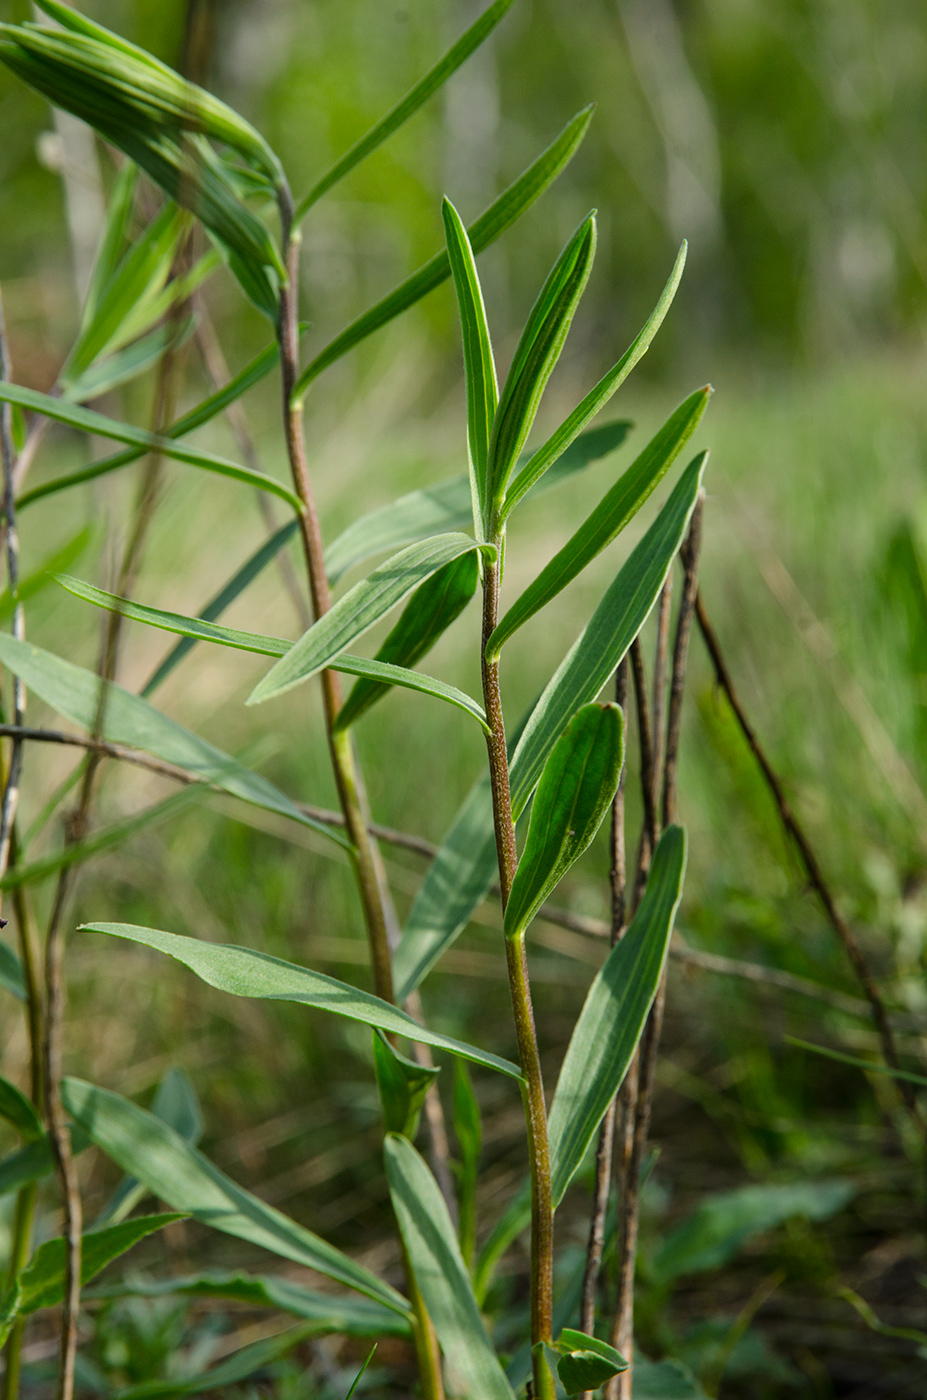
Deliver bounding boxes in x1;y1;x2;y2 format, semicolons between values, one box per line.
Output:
500;243;687;517
79;926;522;1081
248;534;491;705
0;635;348;849
293;107;594;398
61;1078;410;1314
488;397;710;660
504;703;624;941
0;382;299;510
0;1076;43;1142
555;1330;627;1395
373;1030;438;1139
489;213;597;503
384;1134;516;1400
547;826;686;1205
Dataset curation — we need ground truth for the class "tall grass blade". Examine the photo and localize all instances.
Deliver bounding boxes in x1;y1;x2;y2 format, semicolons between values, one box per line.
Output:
384;1134;516;1399
547;826;686;1205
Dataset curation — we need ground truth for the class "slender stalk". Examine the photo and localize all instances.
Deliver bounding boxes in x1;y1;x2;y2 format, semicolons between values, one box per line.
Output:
650;577;673;820
480;552;554;1400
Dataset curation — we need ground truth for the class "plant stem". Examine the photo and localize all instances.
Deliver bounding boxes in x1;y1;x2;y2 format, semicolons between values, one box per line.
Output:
481;551;554;1400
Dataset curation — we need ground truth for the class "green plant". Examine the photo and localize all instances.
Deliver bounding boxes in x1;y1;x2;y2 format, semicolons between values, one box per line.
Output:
0;4;714;1398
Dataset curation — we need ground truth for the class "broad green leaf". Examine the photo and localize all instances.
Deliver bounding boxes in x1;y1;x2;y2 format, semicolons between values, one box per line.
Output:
248;534;492;705
15;1214;184;1315
62;315;196;405
504;703;624;941
555;1330;627;1395
443;198;498;534
335;552;479;730
0;381;300;510
501;243;687;517
79;925;523;1082
547;826;687;1206
61;1078;410;1314
296;0;516;215
650;1179;856;1289
95;1066;204;1228
87;1270;410;1337
58;575;489;732
110;1324;318;1400
509;454;706;811
489;213;597;504
0;941;26;1001
373;1030;438;1138
0;1128;89;1199
384;1134;516;1400
82;159;138;328
786;1036;927;1088
488;399;710;660
18;340;282;511
293;106;595;399
0;1076;43;1142
0;635;350;850
324;421;630;586
452;1060;481;1269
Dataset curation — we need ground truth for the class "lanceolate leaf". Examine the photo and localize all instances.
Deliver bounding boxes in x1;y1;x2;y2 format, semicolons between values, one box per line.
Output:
15;1215;184;1315
296;0;516;216
0;636;349;849
0;1076;43;1142
501;243;687;516
96;1067;205;1228
248;534;492;705
63;314;196;404
0;942;25;1001
547;826;687;1205
443;198;497;534
58;576;489;731
0;1128;90;1200
61;1078;411;1315
82;159;138;328
0;382;300;510
79;926;523;1082
488;401;711;660
335;552;479;730
503;704;624;941
453;1060;482;1269
489;213;597;504
293;106;595;399
0;527;93;622
373;1030;438;1139
384;1134;516;1400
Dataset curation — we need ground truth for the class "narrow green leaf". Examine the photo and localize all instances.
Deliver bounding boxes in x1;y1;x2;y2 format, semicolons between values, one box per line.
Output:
293;106;595;399
96;1067;205;1229
0;1127;89;1199
345;1347;377;1400
87;1271;410;1338
504;703;624;941
335;552;479;730
63;315;196;405
509;454;706;811
61;1078;410;1314
17;1214;184;1315
489;212;597;503
785;1037;927;1088
248;534;491;705
453;1060;481;1269
0;381;299;509
78;926;523;1082
0;941;26;1001
473;1179;530;1304
547;826;687;1205
373;1030;438;1139
0;1076;43;1142
296;0;516;215
58;575;489;731
555;1331;628;1395
501;243;687;517
110;1324;318;1400
18;340;281;511
0;526;94;623
443;198;497;534
489;402;710;660
0;635;349;849
384;1134;516;1400
82;159;139;328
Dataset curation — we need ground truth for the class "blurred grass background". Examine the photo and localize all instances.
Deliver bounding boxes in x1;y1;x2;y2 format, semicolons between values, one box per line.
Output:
3;0;927;1395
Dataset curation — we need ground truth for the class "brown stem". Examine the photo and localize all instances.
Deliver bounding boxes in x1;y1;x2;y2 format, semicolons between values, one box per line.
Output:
662;498;703;826
650;576;673;820
694;589;922;1122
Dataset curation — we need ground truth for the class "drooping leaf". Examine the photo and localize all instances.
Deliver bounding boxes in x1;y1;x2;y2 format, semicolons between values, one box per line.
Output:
248;534;492;705
293;106;595;398
555;1330;628;1395
0;1076;43;1142
452;1060;482;1269
0;382;300;509
58;576;489;731
384;1134;516;1400
500;243;687;516
109;1324;318;1400
443;198;498;534
489;212;597;504
60;1078;410;1314
0;941;26;1001
547;826;687;1206
487;402;710;659
0;635;349;849
15;1214;184;1315
78;925;522;1082
335;552;479;729
373;1030;438;1139
503;703;624;941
